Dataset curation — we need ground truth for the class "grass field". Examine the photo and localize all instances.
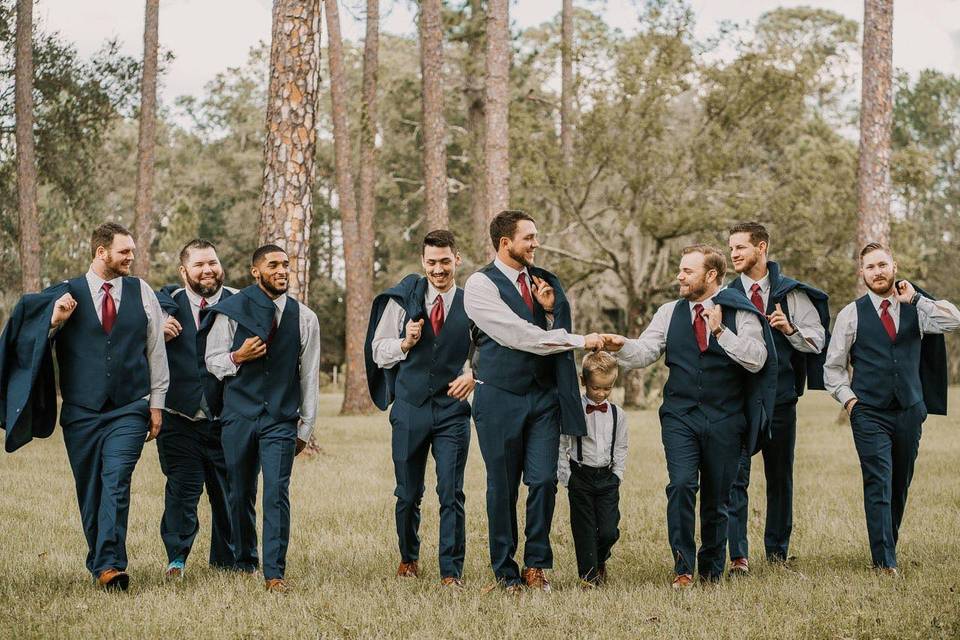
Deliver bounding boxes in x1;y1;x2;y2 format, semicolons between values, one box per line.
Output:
1;389;959;639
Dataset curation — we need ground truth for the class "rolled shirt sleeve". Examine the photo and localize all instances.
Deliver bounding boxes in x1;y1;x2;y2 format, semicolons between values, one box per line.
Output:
141;280;169;409
916;295;960;335
784;289;825;354
716;309;767;373
204;314;239;380
616;302;672;370
823;302;858;407
297;303;322;442
371;299;408;369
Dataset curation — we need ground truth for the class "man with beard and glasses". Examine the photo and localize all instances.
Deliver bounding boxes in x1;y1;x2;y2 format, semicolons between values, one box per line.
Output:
201;244;321;593
725;222;830;574
154;239;237;579
0;222;168;591
601;244;776;588
365;230;474;588
464;210;604;593
824;242;959;575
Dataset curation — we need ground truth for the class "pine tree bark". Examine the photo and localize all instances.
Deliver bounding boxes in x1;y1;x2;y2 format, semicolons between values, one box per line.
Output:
132;0;160;280
465;0;488;260
325;0;376;415
420;0;449;231
14;0;40;293
483;0;510;247
857;0;893;261
560;0;574;169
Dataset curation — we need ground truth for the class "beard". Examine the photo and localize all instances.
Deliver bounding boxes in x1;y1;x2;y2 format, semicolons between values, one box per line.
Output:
865;273;895;296
186;271;224;298
259;274;288;297
102;253;132;279
735;250;760;274
507;245;533;268
680;279;708;301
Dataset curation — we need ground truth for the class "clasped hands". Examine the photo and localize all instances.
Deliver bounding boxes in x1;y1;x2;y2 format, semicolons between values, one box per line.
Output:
581;305;730;352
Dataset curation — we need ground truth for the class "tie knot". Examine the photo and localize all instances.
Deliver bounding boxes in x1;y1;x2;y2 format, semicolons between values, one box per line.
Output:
199;297;208;309
880;299;891;310
517;272;527;285
751;283;761;293
434;294;442;306
101;282;113;292
693;303;704;314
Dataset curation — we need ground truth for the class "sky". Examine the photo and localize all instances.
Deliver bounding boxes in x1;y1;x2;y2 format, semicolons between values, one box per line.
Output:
34;0;960;108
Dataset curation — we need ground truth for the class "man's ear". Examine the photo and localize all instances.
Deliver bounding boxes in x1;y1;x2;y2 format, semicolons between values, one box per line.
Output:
454;252;462;267
250;265;259;280
178;264;187;284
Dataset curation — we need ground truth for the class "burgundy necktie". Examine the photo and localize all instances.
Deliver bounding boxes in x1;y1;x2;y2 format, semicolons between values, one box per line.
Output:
430;295;444;336
101;283;116;334
693;303;708;353
586;402;608;414
197;297;207;328
879;299;897;341
517;273;535;314
266;316;278;346
750;283;764;314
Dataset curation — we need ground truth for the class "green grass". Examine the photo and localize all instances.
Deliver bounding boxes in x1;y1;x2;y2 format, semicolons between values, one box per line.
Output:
1;390;959;639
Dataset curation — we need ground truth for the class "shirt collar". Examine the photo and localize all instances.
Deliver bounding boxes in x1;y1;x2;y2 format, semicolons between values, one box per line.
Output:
740;271;770;293
183;285;223;308
867;289;898;311
427;283;457;307
688;294;718;314
581;394;608;409
86;268;122;291
273;294;287;313
494;257;529;285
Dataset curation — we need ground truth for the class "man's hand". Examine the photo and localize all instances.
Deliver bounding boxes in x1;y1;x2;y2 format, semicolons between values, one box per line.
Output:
295;438;307;456
163;317;183;342
583;333;604;351
531;276;555;313
50;293;78;328
232;336;267;364
400;319;424;353
704;305;723;332
447;373;476;400
601;334;626;352
147;408;162;442
895;280;917;304
845;398;858;416
766;303;795;336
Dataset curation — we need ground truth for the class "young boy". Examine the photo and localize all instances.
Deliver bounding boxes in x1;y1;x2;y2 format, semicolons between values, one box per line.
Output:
558;351;629;587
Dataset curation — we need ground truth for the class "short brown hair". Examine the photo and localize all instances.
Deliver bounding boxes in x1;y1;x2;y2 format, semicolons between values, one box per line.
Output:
582;351;619;382
489;210;535;250
859;242;892;262
179;239;218;265
423;229;457;254
729;222;769;247
682;243;727;279
90;222;132;258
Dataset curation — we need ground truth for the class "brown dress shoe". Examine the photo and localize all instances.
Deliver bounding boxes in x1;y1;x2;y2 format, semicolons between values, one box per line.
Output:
97;568;130;591
672;573;694;590
521;567;551;593
440;576;465;589
265;578;289;593
504;583;524;595
730;557;749;576
397;561;419;578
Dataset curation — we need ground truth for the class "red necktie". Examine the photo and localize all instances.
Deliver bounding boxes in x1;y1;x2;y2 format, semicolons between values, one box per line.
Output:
101;282;116;334
197;297;207;328
517;273;535;314
267;316;278;346
879;299;897;341
750;283;764;314
430;295;444;336
693;303;708;353
586;403;608;414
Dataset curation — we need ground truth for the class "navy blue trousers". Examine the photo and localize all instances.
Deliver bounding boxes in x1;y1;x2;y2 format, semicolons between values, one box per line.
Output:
157;412;235;568
61;399;149;577
728;401;797;562
390;397;470;578
220;413;297;580
849;401;924;569
661;409;744;579
473;383;560;585
567;463;621;581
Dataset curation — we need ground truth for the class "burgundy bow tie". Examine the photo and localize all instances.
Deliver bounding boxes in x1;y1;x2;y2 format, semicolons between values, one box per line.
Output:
586;403;608;414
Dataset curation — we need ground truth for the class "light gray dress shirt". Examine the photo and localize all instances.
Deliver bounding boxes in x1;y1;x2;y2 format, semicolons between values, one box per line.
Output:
737;272;824;354
558;395;629;485
371;284;458;369
204;293;322;441
616;295;768;373
824;291;960;407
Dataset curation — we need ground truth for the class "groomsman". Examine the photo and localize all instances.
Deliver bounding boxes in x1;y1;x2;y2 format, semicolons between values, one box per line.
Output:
464;210;604;593
203;244;321;592
824;242;958;574
604;244;776;588
365;230;474;587
155;239;236;578
47;222;168;590
726;223;829;572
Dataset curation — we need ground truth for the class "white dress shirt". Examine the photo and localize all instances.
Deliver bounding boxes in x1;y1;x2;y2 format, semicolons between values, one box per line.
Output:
204;293;322;441
463;258;586;358
558;395;629;485
616;295;768;373
824;291;960;407
80;269;169;409
371;284;459;369
738;272;824;354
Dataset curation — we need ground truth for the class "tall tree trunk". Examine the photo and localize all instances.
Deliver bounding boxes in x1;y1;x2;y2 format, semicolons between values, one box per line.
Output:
419;0;449;230
560;0;574;169
132;0;160;280
259;0;322;302
325;0;376;415
465;0;487;261
14;0;40;293
857;0;893;267
483;0;510;250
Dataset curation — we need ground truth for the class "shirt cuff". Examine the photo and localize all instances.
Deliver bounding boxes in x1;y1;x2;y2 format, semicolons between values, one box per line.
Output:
915;295;936;314
715;325;737;352
149;392;166;410
785;327;809;350
614;469;624;482
835;387;857;407
297;419;314;442
570;333;586;349
616;340;641;367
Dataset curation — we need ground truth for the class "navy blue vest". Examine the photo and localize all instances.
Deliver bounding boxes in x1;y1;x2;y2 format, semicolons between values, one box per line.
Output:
165;288;233;418
223;292;302;422
472;263;556;393
56;276;151;411
661;301;746;421
395;288;471;407
729;278;797;406
850;296;923;410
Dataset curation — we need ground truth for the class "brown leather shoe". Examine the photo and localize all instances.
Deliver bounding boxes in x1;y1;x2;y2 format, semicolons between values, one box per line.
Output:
504;583;524;595
730;557;749;576
878;567;899;577
521;567;551;593
265;578;289;593
97;568;130;591
440;576;465;589
672;573;694;590
397;561;419;578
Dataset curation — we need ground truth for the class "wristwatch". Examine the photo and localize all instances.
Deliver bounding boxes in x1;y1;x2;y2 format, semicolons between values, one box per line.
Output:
712;325;725;338
909;292;921;305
